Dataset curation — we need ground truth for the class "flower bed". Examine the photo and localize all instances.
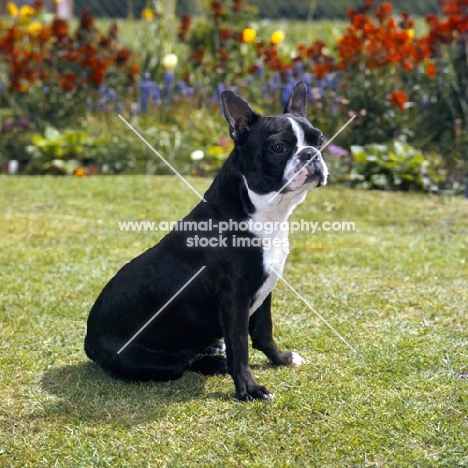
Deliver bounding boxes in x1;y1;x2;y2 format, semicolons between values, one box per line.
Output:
0;0;467;193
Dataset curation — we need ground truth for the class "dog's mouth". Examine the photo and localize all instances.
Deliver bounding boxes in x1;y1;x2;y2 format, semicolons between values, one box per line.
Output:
285;157;328;191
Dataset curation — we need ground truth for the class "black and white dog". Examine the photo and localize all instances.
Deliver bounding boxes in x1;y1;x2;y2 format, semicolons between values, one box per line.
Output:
85;81;328;401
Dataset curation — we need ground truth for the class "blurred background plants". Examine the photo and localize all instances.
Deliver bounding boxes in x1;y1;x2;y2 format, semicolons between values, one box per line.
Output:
0;0;466;193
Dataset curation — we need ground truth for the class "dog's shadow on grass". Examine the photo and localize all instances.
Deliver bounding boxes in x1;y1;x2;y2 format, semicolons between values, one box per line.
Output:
41;361;211;426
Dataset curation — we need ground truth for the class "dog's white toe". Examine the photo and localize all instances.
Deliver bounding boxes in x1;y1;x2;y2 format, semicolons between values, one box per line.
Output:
291;352;305;367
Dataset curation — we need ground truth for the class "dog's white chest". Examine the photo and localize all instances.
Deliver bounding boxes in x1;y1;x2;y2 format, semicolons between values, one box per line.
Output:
249;238;289;315
245;179;307;316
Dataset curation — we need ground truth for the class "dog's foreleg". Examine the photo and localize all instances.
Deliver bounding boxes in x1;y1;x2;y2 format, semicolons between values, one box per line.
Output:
249;293;304;367
219;292;273;401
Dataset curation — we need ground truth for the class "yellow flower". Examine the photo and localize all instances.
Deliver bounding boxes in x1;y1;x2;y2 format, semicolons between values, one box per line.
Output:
28;22;43;35
162;53;178;70
242;28;256;43
19;5;36;16
406;29;415;42
270;30;285;45
7;1;19;17
141;8;155;21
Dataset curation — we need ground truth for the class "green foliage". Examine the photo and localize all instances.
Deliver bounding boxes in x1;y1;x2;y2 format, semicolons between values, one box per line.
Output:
25;127;106;174
346;140;445;191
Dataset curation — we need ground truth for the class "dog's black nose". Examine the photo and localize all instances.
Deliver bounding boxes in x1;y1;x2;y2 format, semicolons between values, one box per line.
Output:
297;147;320;161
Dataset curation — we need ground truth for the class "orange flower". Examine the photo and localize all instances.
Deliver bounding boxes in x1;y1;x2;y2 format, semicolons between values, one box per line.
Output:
313;62;334;79
402;59;413;71
426;60;437;78
387;90;408;110
59;72;76;91
376;2;393;22
73;167;87;177
129;62;140;77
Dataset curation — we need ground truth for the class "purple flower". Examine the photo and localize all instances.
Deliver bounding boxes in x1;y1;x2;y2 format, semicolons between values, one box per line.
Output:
17;118;31;130
1;122;13;133
326;144;349;158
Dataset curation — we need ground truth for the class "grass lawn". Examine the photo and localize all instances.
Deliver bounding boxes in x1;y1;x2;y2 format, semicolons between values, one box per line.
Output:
1;175;468;467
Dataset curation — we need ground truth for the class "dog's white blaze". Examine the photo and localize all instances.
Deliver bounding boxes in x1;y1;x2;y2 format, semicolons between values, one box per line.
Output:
285;118;314;186
288;117;305;147
244;178;307;316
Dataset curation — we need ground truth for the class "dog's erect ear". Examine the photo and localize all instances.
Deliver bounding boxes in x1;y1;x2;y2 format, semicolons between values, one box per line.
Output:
284;81;307;118
221;90;260;142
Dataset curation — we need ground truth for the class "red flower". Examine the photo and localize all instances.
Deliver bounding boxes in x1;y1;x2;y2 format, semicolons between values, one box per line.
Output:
51;18;69;43
426;60;437;78
211;1;223;16
219;28;234;40
116;48;131;66
178;14;191;42
376;2;393;22
233;0;245;12
387;90;408;110
78;10;95;31
59;73;76;91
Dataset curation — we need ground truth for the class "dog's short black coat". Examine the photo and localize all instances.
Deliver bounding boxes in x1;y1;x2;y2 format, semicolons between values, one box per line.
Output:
84;81;328;400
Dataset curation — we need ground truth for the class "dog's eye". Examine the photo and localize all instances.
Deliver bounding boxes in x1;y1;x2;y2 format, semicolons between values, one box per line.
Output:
271;144;287;154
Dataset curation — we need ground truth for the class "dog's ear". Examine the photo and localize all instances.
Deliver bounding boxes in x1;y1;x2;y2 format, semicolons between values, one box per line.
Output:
284;81;307;118
221;90;260;142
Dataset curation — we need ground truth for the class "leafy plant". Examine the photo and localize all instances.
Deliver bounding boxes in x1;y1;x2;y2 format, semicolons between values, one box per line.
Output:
346;140;445;192
25;127;106;174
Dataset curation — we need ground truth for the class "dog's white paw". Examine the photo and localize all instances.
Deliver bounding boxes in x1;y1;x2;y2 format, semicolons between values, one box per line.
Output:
290;352;305;367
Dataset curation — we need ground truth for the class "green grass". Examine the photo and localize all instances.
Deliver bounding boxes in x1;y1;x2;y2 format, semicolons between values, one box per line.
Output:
1;175;468;467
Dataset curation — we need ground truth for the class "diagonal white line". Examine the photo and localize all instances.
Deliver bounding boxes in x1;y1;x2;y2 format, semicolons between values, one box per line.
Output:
268;114;356;203
271;267;357;354
118;114;207;203
117;266;206;354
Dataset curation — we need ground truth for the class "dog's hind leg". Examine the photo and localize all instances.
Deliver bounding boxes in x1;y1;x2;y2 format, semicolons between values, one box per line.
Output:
96;345;196;382
188;354;228;376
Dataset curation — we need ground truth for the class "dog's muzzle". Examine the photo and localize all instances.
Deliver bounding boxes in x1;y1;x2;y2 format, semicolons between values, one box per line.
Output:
286;147;327;190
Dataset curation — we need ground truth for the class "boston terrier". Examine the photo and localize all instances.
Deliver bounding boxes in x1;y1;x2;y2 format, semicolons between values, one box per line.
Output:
84;81;328;401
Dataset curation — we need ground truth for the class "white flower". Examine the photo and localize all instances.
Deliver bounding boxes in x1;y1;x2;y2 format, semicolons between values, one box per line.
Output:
190;150;204;161
162;54;178;70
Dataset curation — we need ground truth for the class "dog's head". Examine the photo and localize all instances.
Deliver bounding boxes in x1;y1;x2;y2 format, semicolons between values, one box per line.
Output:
221;81;328;196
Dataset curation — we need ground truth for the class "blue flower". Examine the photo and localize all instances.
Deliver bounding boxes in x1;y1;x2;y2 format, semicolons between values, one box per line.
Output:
107;89;117;102
281;80;299;108
162;70;175;107
140;74;154;112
